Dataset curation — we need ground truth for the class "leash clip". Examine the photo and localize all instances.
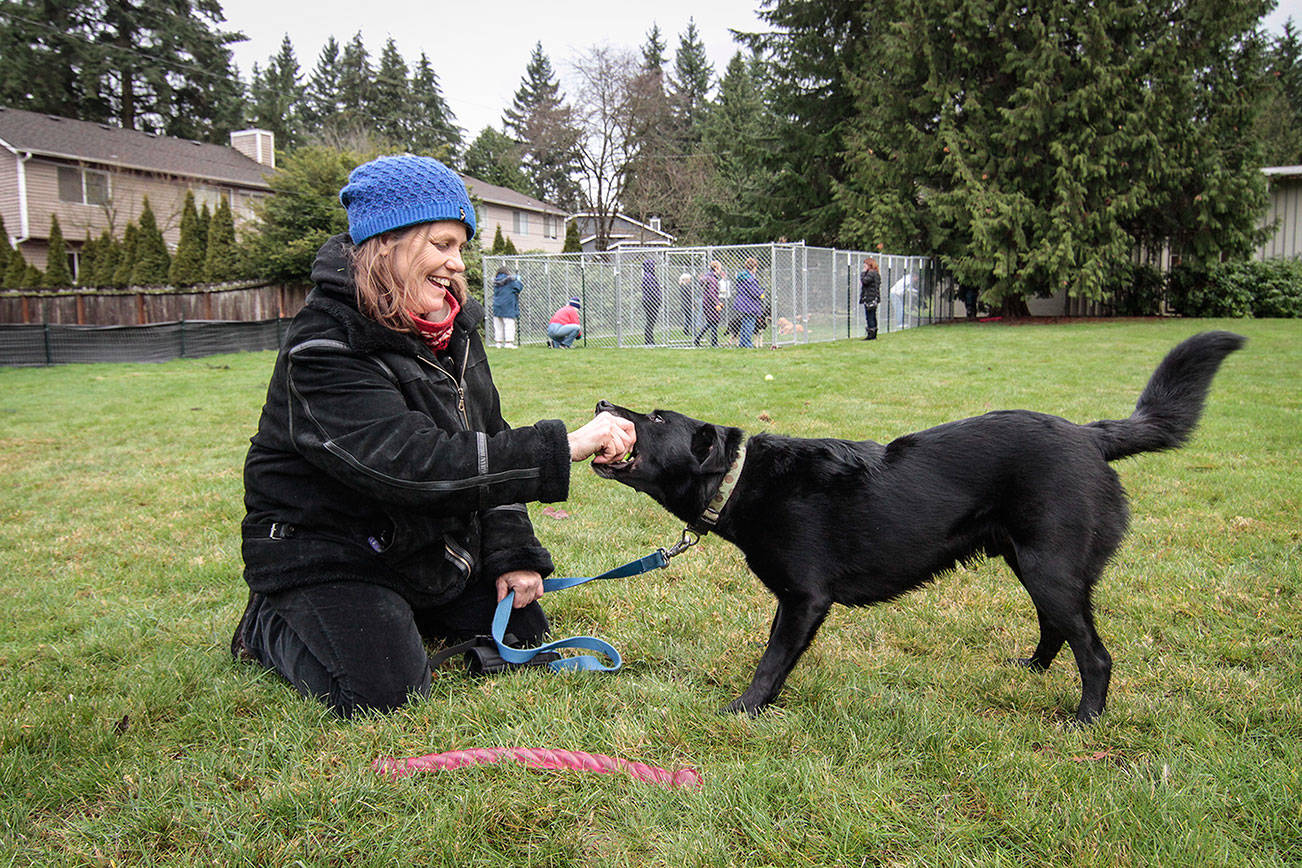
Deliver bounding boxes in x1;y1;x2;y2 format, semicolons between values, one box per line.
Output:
661;527;700;560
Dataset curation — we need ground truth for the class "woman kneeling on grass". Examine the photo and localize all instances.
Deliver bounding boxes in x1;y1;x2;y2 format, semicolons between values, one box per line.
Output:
231;155;635;717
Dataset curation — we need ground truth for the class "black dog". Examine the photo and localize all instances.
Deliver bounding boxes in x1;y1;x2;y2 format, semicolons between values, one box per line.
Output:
594;331;1243;723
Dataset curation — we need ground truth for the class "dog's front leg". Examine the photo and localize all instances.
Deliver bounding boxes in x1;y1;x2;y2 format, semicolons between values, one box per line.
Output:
725;592;832;715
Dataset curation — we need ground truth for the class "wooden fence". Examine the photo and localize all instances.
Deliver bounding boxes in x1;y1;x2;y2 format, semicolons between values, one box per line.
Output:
0;282;310;326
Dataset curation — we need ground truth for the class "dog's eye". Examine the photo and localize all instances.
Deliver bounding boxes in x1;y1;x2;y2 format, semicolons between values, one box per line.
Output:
649;412;665;424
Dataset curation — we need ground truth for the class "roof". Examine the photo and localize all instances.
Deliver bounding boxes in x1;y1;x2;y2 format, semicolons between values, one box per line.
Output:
0;106;272;189
571;211;676;243
1262;165;1302;179
459;174;566;215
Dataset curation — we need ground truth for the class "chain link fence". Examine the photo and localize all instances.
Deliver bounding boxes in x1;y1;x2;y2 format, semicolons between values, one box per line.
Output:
483;243;951;349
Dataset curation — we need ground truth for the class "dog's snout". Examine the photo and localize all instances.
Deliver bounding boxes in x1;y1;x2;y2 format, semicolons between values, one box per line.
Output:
595;400;614;415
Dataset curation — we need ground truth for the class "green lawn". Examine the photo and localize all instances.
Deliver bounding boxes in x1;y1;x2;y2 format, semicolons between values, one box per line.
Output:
1;319;1298;866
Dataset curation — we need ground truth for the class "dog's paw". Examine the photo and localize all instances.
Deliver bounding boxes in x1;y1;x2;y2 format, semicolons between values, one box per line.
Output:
721;697;768;717
1007;656;1050;672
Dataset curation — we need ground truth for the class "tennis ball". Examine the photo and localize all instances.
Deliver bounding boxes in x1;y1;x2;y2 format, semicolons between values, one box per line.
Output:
764;374;774;381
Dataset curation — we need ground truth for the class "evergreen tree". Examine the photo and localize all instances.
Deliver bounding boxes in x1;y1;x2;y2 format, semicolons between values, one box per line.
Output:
697;51;778;244
248;35;306;153
502;43;584;209
0;0;245;142
76;231;97;286
335;32;375;136
741;0;866;245
409;52;463;159
43;215;72;287
641;23;668;72
372;38;412;147
92;231;122;287
112;222;139;287
1256;20;1302;165
670;19;714;137
302;37;344;132
502;236;518;255
204;197;238;283
169;191;206;285
3;250;30;288
462;127;530;192
243;146;357;283
197;203;211;258
562;219;582;253
130;197;171;285
624;23;688;230
491;225;508;255
0;216;13;285
835;0;1272;309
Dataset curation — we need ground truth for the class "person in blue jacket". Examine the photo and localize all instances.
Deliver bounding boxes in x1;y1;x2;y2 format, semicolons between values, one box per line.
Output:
732;257;765;348
491;265;522;348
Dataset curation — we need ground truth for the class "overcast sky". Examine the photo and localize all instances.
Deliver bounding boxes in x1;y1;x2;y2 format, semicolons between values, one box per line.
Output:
217;0;1302;144
217;0;769;140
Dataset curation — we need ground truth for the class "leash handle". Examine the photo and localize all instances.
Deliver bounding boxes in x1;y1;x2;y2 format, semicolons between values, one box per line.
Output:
489;549;672;673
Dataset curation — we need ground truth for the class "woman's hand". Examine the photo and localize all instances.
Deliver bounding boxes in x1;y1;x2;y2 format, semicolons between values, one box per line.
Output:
568;412;636;463
497;570;544;608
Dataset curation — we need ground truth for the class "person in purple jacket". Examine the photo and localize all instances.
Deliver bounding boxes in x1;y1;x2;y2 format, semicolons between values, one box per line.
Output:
694;260;723;347
732;257;765;348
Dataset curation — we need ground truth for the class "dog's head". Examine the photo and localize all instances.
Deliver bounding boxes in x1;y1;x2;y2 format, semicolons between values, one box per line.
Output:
591;401;744;523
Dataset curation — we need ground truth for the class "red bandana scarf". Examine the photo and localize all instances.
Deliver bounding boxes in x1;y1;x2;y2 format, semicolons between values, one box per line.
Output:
411;294;461;353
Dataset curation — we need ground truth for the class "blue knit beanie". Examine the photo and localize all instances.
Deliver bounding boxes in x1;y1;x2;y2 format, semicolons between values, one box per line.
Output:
339;154;477;243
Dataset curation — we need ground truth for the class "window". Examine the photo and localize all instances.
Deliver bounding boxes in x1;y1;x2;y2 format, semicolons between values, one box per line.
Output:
57;167;110;205
513;210;529;234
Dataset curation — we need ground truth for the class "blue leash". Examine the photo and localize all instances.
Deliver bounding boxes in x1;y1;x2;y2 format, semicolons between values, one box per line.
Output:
491;531;700;673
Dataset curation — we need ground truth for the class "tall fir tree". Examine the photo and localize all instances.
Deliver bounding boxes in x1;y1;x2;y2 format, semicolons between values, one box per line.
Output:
502;43;584;209
130;197;171;285
409;52;463;159
204;197;238;283
3;249;30;288
334;32;375;137
0;0;245;142
372;38;412;147
43;215;72;287
670;19;714;139
490;225;508;255
741;0;866;245
835;0;1272;309
302;37;344;132
169;191;206;286
248;35;306;153
196;202;211;257
697;51;777;244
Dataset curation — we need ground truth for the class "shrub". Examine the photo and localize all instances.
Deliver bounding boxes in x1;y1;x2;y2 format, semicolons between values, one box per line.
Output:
1113;263;1165;316
1167;259;1302;318
43;215;72;288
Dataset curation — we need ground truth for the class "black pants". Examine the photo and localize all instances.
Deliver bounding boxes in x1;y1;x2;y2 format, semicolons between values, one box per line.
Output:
863;303;878;336
242;577;548;717
695;317;719;346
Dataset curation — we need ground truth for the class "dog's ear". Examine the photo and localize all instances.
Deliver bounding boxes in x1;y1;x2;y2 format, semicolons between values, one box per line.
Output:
692;424;728;471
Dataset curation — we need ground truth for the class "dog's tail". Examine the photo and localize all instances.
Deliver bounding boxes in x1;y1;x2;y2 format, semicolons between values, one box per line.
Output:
1085;330;1244;462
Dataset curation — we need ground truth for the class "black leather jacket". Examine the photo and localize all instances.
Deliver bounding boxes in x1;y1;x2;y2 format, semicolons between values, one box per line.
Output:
859;269;881;306
241;234;571;606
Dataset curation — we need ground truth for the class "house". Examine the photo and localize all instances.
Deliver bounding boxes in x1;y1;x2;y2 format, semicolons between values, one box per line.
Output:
1258;165;1302;260
568;212;676;253
0;106;274;278
460;175;568;254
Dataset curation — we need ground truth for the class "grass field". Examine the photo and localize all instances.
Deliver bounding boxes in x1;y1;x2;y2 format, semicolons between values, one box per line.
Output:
0;318;1298;866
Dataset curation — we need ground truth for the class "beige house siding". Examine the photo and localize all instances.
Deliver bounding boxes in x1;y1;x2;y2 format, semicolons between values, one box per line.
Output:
1257;170;1301;260
477;201;565;254
14;158;266;270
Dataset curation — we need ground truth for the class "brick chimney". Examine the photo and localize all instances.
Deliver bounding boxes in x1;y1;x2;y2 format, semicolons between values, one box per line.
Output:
229;128;275;169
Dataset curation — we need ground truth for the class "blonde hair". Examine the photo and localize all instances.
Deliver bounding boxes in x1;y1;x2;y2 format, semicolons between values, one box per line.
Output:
351;224;468;334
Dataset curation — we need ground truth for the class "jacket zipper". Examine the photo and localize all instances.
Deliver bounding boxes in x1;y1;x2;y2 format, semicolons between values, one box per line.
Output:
417;340;472;428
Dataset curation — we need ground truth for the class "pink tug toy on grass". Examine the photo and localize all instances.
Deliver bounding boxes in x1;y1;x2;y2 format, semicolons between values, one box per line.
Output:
373;747;702;789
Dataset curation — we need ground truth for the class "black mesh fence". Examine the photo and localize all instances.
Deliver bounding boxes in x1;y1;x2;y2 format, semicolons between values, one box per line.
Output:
0;319;289;367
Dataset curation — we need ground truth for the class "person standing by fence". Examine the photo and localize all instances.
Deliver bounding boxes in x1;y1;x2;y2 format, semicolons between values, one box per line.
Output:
640;258;661;346
733;257;765;348
231;154;635;718
695;260;723;347
859;258;880;340
491;265;522;348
